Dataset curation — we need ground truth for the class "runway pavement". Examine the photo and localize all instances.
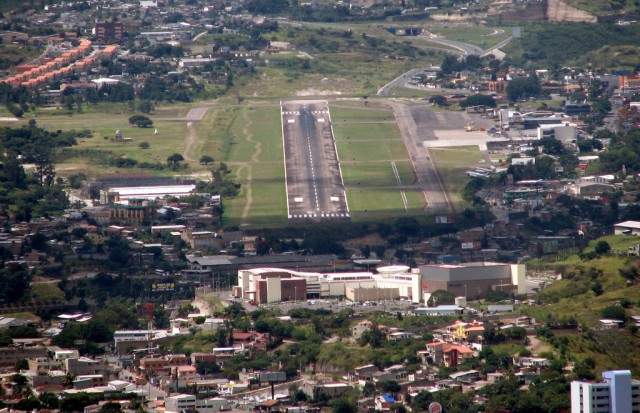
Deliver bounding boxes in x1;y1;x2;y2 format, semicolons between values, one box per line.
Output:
281;100;350;222
387;101;452;212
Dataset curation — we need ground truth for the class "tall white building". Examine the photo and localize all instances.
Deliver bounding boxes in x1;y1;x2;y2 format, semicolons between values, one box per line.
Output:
571;370;640;413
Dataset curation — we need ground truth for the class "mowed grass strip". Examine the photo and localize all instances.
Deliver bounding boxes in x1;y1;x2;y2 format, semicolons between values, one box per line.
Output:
428;146;482;207
337;140;408;162
333;123;401;141
216;103;287;228
341;160;415;188
330;105;395;123
347;189;424;220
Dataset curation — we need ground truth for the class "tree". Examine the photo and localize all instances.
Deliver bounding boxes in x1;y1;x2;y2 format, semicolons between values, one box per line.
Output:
594;240;611;255
428;95;448;107
138;141;150;149
460;94;497;108
427;289;455;306
380;380;401;394
332;398;356;413
128;115;153;128
363;381;376;396
200;155;214;165
14;358;28;372
195;360;221;375
506;76;541;101
39;392;60;409
99;401;123;413
137;100;154;114
601;305;627;324
167;153;184;165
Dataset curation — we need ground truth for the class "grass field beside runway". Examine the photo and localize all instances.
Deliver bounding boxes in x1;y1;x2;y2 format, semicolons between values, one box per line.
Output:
347;189;424;220
329;103;424;218
341;160;415;188
204;103;288;228
330;104;396;123
428;145;483;208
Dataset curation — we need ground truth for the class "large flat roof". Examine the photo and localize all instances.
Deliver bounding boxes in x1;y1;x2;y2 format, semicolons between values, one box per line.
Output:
615;221;640;229
107;185;196;198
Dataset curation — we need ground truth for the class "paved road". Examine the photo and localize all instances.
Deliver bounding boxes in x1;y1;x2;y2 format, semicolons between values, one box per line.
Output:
377;68;425;97
418;35;483;56
376;34;513;96
385;100;452;212
160;107;209;121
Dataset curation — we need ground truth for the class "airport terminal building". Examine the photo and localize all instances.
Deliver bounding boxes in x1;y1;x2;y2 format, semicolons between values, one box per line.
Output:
418;262;526;301
233;262;525;304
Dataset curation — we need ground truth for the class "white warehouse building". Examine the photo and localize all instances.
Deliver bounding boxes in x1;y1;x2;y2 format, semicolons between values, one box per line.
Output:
234;262;525;304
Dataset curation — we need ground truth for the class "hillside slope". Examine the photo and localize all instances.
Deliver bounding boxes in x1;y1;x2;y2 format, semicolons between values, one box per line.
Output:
547;0;597;22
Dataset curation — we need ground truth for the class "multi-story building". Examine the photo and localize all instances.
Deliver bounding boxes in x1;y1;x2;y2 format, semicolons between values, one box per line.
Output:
418;262;526;300
93;20;124;42
571;370;640;413
109;199;155;225
164;394;230;413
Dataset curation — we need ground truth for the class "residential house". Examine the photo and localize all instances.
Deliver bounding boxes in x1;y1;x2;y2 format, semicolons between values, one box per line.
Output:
375;394;396;412
352;321;373;340
348;364;378;382
443;344;476;368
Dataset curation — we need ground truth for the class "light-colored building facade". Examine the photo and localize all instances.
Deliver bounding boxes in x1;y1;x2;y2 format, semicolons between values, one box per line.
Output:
571;370;640;413
165;394;230;413
418;262;526;299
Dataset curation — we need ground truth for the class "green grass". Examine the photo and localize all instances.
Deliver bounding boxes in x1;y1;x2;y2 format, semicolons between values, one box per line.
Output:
490;342;527;356
212;103;288;228
1;312;40;321
30;283;65;302
337;140;408;162
330;104;395;123
347;189;424;220
0;44;43;71
428;146;482;208
334;122;402;142
15;108;193;171
328;103;427;217
429;26;511;49
341;160;415;188
583;235;640;254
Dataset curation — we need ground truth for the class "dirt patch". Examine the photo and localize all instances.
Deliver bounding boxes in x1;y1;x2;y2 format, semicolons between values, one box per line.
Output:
547;0;597;22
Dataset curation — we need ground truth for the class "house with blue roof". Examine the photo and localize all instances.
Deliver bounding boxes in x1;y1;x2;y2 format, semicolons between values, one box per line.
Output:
375;394;397;411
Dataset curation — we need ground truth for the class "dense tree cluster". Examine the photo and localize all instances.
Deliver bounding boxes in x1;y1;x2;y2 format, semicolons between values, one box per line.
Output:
505;76;541;101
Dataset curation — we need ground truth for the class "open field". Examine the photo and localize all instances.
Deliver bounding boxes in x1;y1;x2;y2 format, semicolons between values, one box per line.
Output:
201;103;288;228
336;138;408;163
341;160;415;188
231;23;446;98
347;189;424;220
428;26;512;48
428;146;482;208
0;96;483;226
330;104;396;123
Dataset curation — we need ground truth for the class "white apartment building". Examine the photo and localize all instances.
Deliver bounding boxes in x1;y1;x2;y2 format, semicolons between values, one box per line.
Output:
571;370;640;413
164;394;230;413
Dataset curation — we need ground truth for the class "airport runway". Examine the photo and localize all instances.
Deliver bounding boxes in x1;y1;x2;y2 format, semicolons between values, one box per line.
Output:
281;100;350;222
388;101;452;212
